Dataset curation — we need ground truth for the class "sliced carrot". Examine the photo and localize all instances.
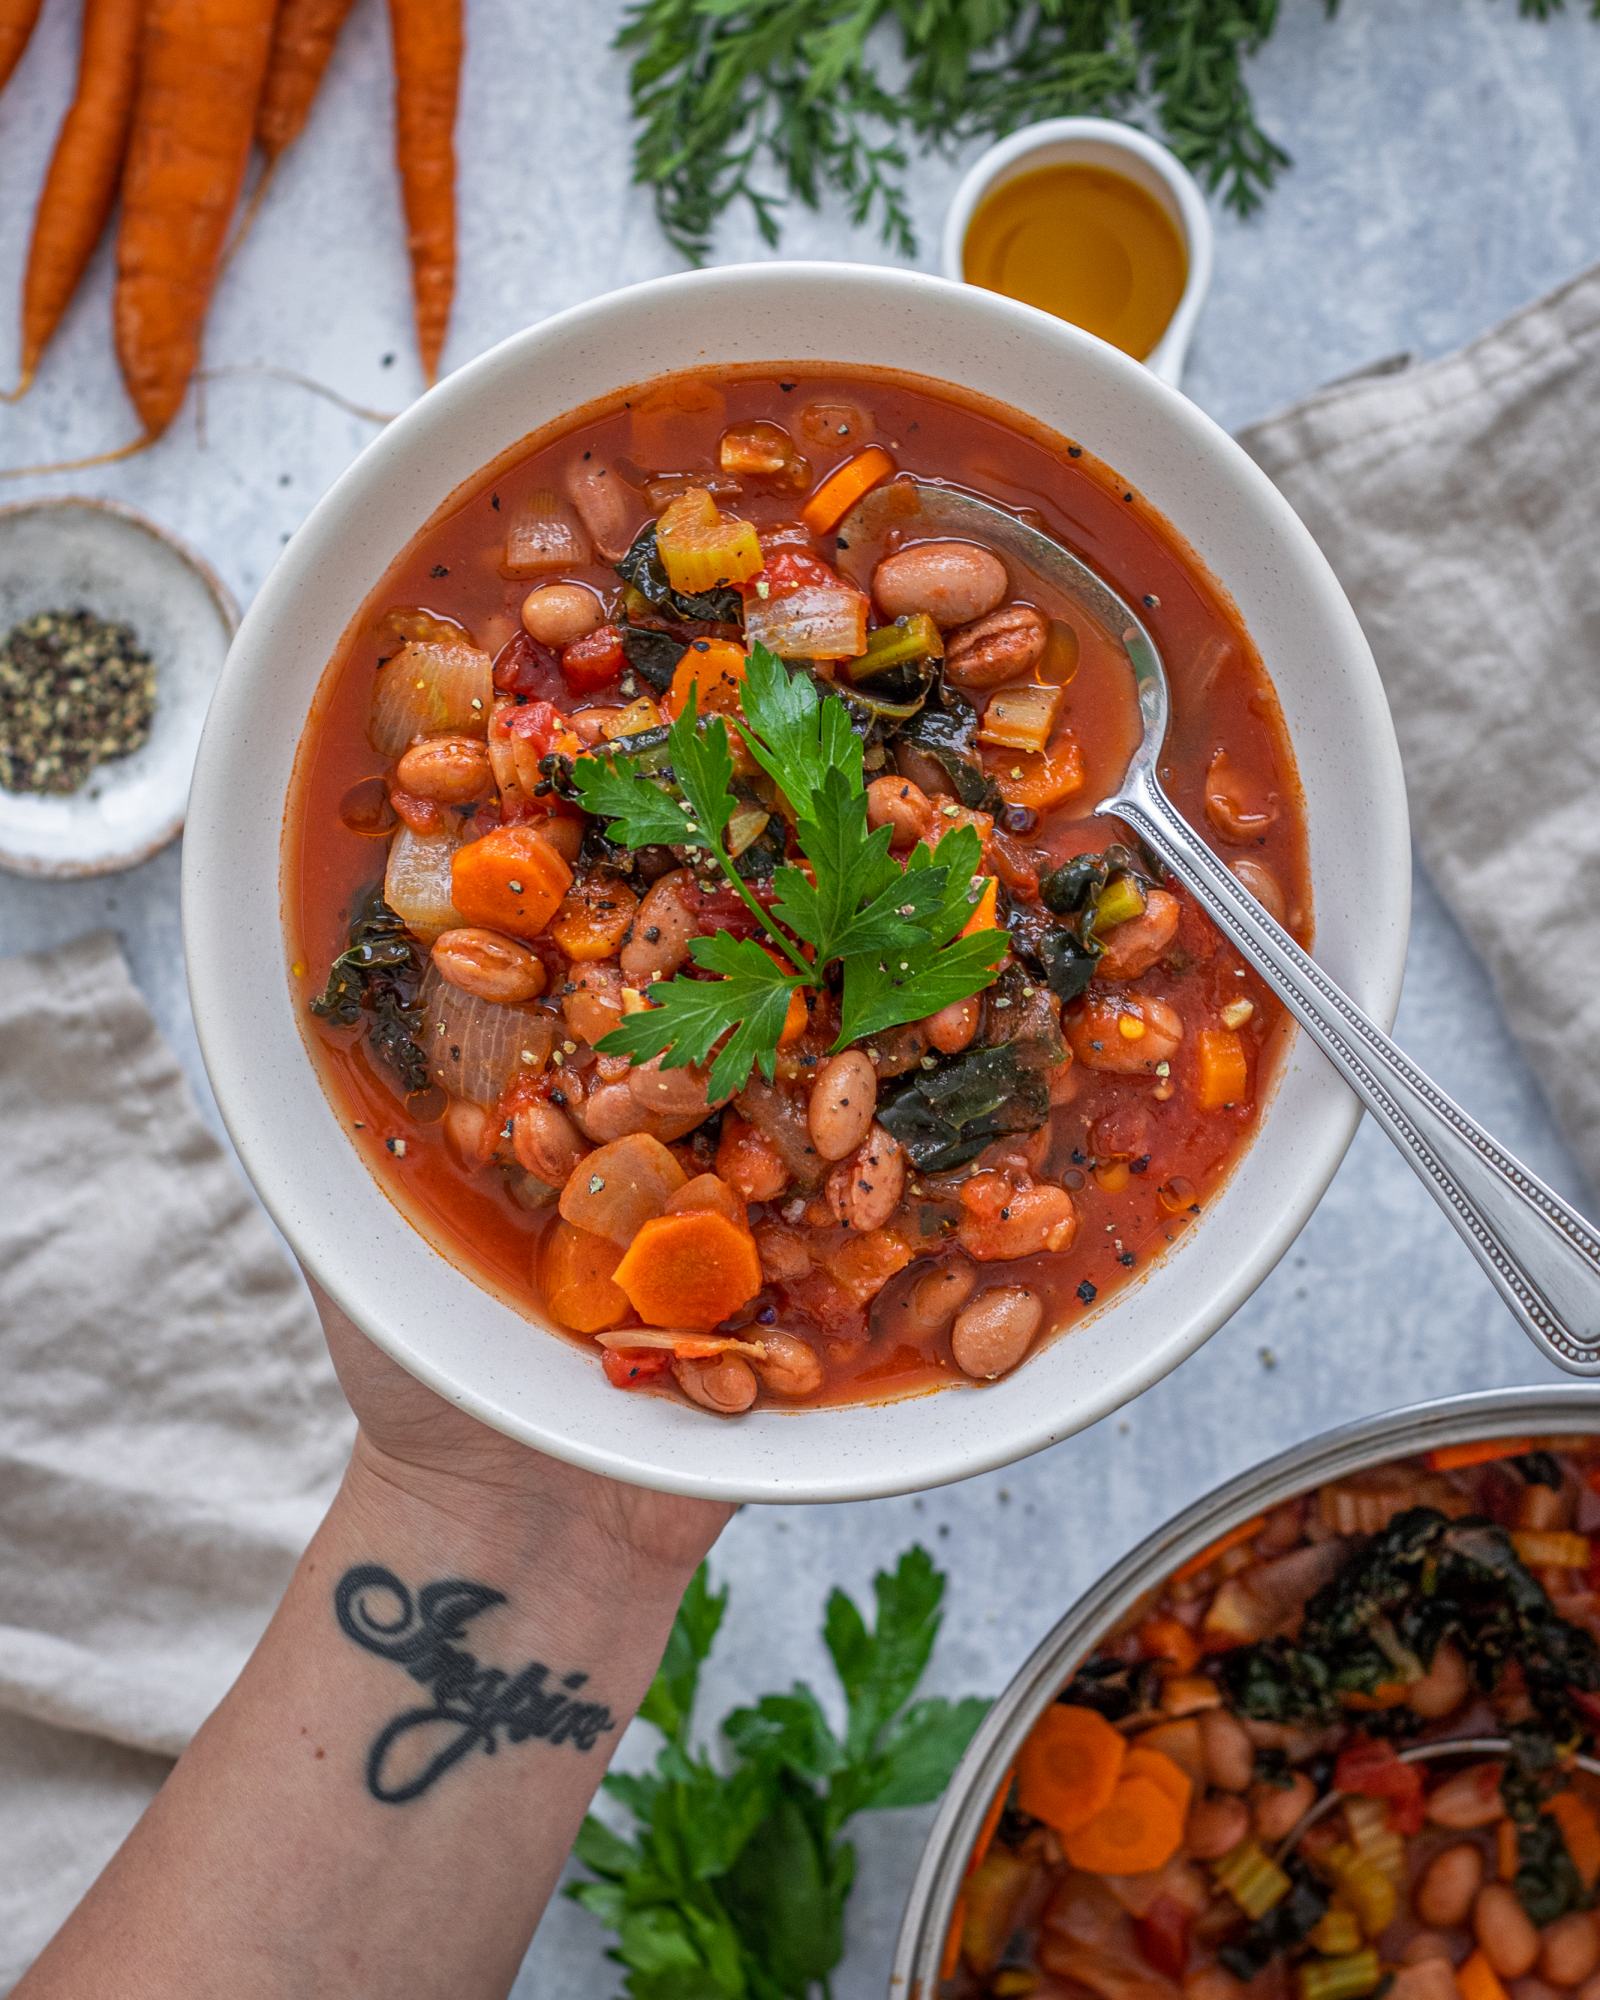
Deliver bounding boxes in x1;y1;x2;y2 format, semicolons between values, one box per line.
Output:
1138;1615;1200;1676
1122;1745;1193;1817
1458;1952;1510;2000
1194;1027;1250;1111
664;638;747;721
1426;1438;1534;1473
387;0;461;381
1172;1515;1266;1586
800;444;895;537
989;736;1085;812
612;1209;763;1332
257;0;358;160
558;1133;687;1248
13;0;141;395
450;825;573;939
114;0;278;440
1158;1675;1224;1717
549;874;639;963
1511;1530;1591;1569
965;1767;1017;1879
663;1173;749;1231
1549;1790;1600;1890
1015;1704;1127;1836
1062;1773;1186;1876
1135;1718;1206;1788
0;0;44;95
940;1893;967;1984
540;1221;628;1334
960;876;999;938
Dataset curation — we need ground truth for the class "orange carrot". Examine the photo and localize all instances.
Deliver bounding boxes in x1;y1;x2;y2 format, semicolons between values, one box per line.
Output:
960;876;1000;938
1458;1952;1510;2000
257;0;357;160
1496;1816;1519;1882
800;445;895;537
557;1133;687;1248
1122;1745;1193;1816
965;1767;1017;1880
1138;1615;1201;1676
11;0;141;396
1550;1790;1600;1890
1426;1437;1534;1473
0;0;44;96
540;1221;628;1335
663;1174;749;1231
449;825;572;939
1063;1774;1187;1875
1015;1704;1127;1836
612;1210;763;1332
1194;1027;1250;1111
1172;1514;1266;1585
114;0;277;440
548;874;639;962
1158;1675;1223;1717
386;0;461;381
664;639;747;722
940;1894;967;1985
989;737;1086;812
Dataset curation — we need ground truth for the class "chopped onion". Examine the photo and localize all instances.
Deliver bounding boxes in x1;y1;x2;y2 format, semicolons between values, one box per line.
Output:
374;605;473;649
567;459;637;562
501;489;590;578
368;639;492;756
743;583;867;661
593;1328;767;1358
422;966;558;1106
384;825;466;941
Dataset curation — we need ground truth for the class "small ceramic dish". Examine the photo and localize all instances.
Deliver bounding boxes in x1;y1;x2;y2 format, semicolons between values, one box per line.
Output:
942;117;1214;388
0;497;237;878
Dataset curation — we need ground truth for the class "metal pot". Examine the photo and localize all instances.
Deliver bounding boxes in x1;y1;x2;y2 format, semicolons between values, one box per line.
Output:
890;1385;1600;1997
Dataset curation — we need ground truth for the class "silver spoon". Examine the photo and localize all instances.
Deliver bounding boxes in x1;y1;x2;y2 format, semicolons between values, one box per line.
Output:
839;482;1600;1376
1277;1736;1600;1859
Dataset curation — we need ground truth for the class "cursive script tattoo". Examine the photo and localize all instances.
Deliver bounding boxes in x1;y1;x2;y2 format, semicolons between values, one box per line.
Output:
334;1564;617;1804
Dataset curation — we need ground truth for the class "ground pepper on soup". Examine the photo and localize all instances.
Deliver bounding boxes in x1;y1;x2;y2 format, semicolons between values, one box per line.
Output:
288;364;1309;1415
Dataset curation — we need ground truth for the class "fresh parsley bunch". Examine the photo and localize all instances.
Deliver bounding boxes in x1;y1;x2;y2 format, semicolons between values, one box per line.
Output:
570;643;1008;1099
569;1546;989;2000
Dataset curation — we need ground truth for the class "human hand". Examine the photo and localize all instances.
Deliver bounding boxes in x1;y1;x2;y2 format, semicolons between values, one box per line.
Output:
309;1279;734;1599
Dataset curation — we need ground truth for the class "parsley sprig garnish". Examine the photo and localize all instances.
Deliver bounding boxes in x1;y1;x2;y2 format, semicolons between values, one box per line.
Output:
569;1546;989;2000
570;644;1008;1098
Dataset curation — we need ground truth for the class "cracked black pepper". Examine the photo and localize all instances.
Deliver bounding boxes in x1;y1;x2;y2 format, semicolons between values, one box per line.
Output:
0;608;157;796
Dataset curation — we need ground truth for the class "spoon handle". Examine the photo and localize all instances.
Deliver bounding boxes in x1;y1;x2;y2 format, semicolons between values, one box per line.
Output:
1108;767;1600;1375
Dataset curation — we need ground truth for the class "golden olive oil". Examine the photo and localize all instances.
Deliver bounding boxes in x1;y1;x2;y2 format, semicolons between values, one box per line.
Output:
962;163;1188;362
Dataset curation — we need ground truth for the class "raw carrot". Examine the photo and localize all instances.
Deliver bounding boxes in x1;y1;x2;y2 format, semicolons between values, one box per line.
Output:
1014;1704;1127;1836
1458;1952;1509;2000
0;0;43;96
11;0;141;396
449;825;572;939
1549;1790;1600;1889
257;0;358;160
557;1133;686;1248
1122;1745;1193;1816
540;1221;628;1335
1425;1438;1534;1473
612;1210;763;1332
1062;1773;1187;1875
114;0;277;440
800;445;895;536
1172;1514;1266;1585
387;0;461;381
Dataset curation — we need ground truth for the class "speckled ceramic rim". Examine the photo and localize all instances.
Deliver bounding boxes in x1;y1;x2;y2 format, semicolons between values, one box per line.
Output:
184;262;1409;1503
940;117;1215;388
0;496;238;878
891;1386;1600;1997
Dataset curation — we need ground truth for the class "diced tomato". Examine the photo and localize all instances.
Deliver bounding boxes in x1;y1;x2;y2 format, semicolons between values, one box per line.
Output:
561;623;626;695
750;547;846;599
388;787;445;835
492;629;563;699
601;1347;673;1391
1571;1688;1600;1733
1134;1896;1192;1980
1335;1737;1426;1835
671;873;771;941
498;698;564;757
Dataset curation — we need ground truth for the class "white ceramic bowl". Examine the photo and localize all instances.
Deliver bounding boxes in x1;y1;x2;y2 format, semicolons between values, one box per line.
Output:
184;263;1409;1504
942;118;1214;388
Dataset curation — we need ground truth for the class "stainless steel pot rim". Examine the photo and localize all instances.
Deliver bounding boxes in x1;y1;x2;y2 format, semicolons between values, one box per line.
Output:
891;1384;1600;1998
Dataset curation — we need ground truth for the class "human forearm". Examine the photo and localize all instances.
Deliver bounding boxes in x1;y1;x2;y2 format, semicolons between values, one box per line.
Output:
19;1436;716;1998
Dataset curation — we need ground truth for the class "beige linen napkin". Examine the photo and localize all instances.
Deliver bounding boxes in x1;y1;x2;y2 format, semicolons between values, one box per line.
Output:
1240;263;1600;1191
0;932;349;1986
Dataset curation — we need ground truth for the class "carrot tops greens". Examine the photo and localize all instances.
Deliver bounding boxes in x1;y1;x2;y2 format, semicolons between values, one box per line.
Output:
571;643;1008;1098
569;1546;988;2000
617;0;1599;260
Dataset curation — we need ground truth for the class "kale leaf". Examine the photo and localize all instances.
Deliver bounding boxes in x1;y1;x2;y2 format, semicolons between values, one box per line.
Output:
617;522;743;625
894;684;1003;813
1219;1864;1329;1980
309;885;430;1095
618;619;687;692
878;1042;1051;1172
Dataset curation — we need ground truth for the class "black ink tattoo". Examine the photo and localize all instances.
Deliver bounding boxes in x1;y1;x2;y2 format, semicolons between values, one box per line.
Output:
333;1564;617;1804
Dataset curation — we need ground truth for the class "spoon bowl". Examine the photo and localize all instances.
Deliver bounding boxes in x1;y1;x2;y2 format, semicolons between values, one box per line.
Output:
842;479;1600;1374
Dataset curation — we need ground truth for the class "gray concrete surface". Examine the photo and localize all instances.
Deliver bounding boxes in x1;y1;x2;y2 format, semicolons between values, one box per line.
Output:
1;1;1597;1992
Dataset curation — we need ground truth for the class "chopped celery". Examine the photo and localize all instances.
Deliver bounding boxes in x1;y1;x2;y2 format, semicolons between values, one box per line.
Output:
1214;1839;1293;1918
846;611;943;680
978;681;1062;753
1094;873;1148;932
1321;1841;1398;1937
1298;1947;1382;2000
1310;1906;1364;1957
